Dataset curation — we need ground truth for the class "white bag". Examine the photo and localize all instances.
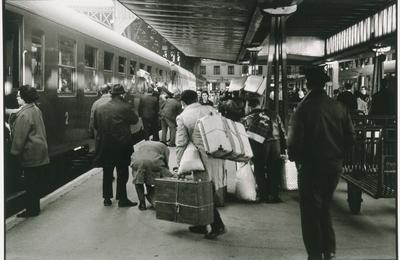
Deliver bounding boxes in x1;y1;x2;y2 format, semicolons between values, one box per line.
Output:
178;142;205;174
235;163;257;201
282;159;298;191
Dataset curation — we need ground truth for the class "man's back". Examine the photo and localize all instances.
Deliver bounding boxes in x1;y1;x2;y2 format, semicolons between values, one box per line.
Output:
288;89;355;164
160;98;182;121
337;91;357;113
139;94;159;119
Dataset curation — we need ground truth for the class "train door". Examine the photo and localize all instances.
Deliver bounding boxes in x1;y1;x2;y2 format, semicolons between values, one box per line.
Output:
4;11;23;109
4;11;23;201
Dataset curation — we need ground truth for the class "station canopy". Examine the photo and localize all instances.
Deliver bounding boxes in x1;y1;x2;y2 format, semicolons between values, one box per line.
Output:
119;0;395;63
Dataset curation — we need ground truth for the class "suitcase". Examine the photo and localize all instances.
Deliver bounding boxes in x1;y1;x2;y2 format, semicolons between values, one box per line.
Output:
281;158;298;191
223;118;244;160
244;75;266;95
198;114;232;158
223;119;253;162
154;178;214;225
233;122;253;161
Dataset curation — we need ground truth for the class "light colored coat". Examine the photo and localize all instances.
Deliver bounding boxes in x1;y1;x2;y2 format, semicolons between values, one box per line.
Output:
11;103;50;167
176;102;225;189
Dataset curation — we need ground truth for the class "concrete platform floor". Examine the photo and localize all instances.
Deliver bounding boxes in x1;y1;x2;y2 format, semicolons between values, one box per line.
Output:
5;147;397;260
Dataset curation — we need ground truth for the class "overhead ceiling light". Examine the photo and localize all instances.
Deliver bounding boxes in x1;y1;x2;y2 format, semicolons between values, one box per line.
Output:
263;5;297;15
246;47;262;52
372;45;391;53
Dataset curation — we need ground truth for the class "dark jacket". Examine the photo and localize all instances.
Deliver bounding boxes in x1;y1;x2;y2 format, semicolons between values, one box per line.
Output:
199;99;214;107
93;98;138;167
10;103;50;168
369;87;396;116
160;97;182;122
139;94;159;119
337;91;357;114
288;89;355;164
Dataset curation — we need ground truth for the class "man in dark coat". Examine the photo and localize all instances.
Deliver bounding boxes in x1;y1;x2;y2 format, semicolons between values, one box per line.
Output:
139;87;160;141
160;93;182;146
369;76;397;116
337;83;357;114
288;67;355;260
94;84;139;207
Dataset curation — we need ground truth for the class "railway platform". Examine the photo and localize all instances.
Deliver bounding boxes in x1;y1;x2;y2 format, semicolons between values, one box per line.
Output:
5;147;396;260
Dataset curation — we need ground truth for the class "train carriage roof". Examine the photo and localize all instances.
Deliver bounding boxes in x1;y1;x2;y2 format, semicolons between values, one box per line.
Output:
7;0;195;80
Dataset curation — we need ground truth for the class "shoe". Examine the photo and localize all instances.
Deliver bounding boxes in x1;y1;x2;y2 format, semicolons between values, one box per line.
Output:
138;203;146;211
204;225;226;239
323;252;336;260
104;199;112;206
118;199;138;207
16;210;39;218
188;225;208;234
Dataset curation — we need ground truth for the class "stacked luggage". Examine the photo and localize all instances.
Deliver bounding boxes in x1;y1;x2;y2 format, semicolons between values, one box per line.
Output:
197;113;253;162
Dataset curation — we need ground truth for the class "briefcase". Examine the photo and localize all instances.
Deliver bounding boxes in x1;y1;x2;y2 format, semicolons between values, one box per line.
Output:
155;177;214;225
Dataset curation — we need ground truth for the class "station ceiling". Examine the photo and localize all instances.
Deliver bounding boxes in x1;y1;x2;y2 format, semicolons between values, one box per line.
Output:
119;0;395;63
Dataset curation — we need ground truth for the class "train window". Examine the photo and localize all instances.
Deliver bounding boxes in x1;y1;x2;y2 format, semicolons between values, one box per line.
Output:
228;66;234;75
213;66;220;75
58;37;76;95
84;45;98;94
159;69;163;76
257;66;263;75
139;63;145;70
104;51;114;71
85;45;97;68
129;60;136;75
242;65;248;75
31;30;44;91
147;66;152;74
118;56;126;74
200;66;206;75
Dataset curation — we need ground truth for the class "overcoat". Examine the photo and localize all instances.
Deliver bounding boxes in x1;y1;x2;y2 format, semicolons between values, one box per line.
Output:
10;103;50;168
93;98;138;167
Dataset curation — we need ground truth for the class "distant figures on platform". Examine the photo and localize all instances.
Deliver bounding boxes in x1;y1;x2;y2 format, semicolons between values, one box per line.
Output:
337;82;357;114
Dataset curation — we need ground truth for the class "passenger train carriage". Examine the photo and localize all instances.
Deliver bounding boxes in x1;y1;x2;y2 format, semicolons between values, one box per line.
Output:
3;0;196;211
5;0;196;155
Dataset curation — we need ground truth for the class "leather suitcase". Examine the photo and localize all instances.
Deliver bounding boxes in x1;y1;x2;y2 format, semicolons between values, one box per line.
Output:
198;114;232;158
155;178;214;225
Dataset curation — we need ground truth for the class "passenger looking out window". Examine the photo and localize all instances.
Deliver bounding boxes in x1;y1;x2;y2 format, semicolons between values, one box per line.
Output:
58;37;76;95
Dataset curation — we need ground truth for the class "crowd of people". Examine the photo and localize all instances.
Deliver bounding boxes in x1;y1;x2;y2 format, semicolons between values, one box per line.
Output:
4;67;396;259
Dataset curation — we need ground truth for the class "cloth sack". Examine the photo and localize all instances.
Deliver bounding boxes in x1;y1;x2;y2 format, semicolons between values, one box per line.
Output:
281;158;298;190
235;163;257;201
178;142;205;174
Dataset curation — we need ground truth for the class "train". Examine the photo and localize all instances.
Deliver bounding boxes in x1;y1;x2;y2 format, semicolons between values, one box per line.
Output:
4;0;197;215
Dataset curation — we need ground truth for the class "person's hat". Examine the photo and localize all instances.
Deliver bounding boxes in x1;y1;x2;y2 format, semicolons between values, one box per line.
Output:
110;84;126;95
99;84;111;93
304;66;330;86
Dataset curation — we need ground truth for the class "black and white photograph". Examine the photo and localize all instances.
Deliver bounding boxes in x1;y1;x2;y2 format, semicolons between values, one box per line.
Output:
2;0;398;259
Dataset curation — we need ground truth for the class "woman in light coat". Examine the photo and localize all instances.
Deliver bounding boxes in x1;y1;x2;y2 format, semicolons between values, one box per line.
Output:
10;85;49;217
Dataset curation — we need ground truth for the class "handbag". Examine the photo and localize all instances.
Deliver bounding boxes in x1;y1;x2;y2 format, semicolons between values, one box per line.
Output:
281;158;298;191
177;142;205;174
235;162;257;201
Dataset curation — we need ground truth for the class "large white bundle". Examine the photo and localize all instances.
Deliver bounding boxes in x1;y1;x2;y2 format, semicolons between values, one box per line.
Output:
235;163;257;201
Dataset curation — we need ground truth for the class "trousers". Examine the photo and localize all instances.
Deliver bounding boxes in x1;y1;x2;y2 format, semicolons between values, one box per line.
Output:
23;166;45;214
298;161;341;259
251;139;281;200
160;117;176;144
103;163;129;201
